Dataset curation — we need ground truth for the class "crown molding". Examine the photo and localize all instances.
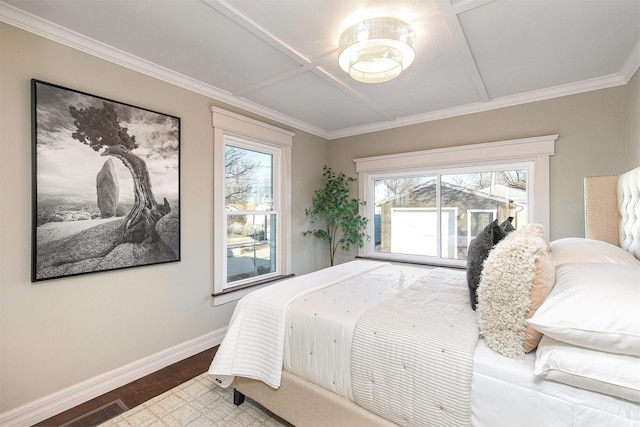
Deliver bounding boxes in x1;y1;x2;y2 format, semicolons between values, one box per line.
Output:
327;72;632;140
1;1;637;142
0;2;330;139
620;39;640;83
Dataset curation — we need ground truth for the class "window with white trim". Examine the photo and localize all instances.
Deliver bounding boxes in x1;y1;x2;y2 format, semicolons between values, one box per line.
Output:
212;107;293;304
354;135;557;267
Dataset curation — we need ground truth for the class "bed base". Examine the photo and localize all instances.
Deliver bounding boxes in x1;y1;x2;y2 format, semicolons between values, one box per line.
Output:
233;370;395;426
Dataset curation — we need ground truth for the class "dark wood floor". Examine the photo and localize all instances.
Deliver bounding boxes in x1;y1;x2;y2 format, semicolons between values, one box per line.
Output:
34;346;218;427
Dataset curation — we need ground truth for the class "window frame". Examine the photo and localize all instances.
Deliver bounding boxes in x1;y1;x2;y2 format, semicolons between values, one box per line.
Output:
212;107;294;305
223;139;279;287
354;135;557;267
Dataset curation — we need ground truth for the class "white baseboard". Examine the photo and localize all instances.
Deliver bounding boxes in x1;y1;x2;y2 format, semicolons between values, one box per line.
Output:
0;327;226;427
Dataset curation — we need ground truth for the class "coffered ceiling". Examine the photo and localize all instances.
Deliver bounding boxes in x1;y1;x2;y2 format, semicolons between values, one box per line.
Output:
1;0;639;139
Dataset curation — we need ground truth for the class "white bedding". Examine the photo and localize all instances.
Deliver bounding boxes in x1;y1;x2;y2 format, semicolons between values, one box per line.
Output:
208;260;388;388
211;259;640;426
351;268;479;426
284;263;431;400
472;339;640;427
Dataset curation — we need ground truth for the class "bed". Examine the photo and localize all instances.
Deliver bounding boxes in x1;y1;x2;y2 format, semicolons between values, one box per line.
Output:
209;166;640;426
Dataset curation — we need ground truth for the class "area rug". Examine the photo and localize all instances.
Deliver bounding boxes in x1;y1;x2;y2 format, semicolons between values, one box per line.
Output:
102;373;289;426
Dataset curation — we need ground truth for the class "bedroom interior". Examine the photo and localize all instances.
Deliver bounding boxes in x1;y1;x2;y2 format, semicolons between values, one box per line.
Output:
1;0;639;425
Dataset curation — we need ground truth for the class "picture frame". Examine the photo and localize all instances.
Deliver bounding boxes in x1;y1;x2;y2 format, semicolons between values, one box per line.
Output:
31;79;181;281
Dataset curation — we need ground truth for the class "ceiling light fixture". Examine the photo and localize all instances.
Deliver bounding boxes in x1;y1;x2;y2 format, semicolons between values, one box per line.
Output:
338;17;416;84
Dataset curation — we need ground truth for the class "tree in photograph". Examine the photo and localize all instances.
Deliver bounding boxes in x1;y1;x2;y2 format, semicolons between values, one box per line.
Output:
69;102;170;243
70;102;138;151
304;166;368;266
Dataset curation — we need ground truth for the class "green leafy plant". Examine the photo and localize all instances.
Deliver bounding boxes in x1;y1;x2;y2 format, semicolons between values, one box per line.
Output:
304;166;368;266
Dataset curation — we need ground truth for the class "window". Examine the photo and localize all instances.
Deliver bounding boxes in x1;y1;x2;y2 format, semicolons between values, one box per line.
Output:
212;107;293;304
371;166;529;262
225;141;277;283
355;135;557;267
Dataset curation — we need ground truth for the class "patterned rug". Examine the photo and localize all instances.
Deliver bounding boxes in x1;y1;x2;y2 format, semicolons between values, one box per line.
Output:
102;373;289;426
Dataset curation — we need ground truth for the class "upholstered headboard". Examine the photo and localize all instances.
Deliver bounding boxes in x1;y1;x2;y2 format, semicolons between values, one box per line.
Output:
584;166;640;260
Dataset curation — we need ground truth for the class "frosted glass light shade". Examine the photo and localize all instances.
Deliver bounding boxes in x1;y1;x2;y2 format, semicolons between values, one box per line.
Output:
338;17;416;83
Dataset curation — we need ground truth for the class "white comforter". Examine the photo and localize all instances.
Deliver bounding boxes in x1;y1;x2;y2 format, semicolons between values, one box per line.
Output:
351;268;479;426
283;263;429;399
208;260;389;388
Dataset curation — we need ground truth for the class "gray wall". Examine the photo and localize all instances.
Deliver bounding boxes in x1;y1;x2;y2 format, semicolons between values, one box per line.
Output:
328;76;637;266
0;22;328;413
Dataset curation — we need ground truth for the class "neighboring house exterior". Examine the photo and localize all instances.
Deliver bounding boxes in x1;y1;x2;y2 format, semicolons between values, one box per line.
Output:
376;181;523;260
478;184;527;227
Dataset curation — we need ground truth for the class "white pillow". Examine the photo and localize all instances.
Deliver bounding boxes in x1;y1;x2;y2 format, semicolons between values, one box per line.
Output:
550;237;640;267
527;262;640;356
535;335;640;403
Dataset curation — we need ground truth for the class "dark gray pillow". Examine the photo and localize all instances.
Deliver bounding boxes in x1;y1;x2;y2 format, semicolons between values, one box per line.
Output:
499;216;515;234
466;218;513;310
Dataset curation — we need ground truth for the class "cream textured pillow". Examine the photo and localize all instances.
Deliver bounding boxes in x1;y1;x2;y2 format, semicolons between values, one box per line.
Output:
527;262;640;356
522;250;555;352
477;224;555;358
550;237;640;267
535;335;640;403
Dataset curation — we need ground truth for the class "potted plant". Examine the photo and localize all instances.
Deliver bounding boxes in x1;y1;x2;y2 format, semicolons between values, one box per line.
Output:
304;166;368;266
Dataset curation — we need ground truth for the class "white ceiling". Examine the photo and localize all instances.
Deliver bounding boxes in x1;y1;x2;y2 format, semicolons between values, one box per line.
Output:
2;0;639;139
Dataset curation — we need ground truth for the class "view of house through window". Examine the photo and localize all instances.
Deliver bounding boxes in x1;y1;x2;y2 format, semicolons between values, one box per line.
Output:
225;144;277;285
373;168;528;262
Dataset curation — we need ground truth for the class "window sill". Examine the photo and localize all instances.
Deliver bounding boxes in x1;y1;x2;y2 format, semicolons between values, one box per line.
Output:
356;255;466;270
211;274;294;306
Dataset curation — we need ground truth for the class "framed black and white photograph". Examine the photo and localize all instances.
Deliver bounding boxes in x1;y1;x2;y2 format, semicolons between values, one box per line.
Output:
31;79;180;282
